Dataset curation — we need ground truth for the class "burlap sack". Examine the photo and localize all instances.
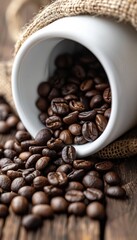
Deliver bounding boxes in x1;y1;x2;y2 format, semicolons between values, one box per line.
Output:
1;0;137;159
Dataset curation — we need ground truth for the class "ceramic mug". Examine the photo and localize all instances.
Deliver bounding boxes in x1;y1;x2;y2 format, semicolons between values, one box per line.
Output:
12;15;137;157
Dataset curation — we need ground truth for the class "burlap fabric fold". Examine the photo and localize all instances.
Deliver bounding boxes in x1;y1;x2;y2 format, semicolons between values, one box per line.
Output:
1;0;137;159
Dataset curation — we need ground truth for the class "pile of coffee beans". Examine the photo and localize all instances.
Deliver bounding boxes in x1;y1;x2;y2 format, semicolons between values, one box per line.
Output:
0;98;126;230
36;48;111;145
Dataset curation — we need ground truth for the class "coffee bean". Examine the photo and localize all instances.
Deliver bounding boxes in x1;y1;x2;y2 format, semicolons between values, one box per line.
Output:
46;116;62;130
80;79;94;91
0;204;9;218
18;186;35;199
82;122;98;141
35;128;52;145
0;158;13;168
55;53;73;68
54;129;61;138
4;149;16;159
65;190;84;202
32;204;53;218
21;140;37;150
35;156;50;171
32;191;49;205
66;181;84;191
0;121;10;133
73;159;93;170
1;163;18;173
86;202;105;219
104;171;120;185
29;145;46;154
14;142;22;154
4;139;14;149
85;89;100;98
74;135;87;145
15;131;31;143
23;169;41;183
51;98;69;115
78;110;96;121
95;161;113;172
86;170;101;178
47;138;64;151
104;108;111;119
22;214;42;230
63;111;78;125
25;154;41;168
69;100;85;112
43;164;57;175
39;112;48;124
95;83;109;91
42;147;56;158
59;130;73;145
68;123;82;136
51;196;68;212
95;114;108;132
54;157;64;166
64;94;78;101
38;82;51;97
82;175;103;189
36;97;48;111
7;170;22;180
84;188;104;201
105;186;126;198
47;172;68;187
44;185;63;197
72;64;86;79
103;87;111;103
62;146;76;164
11;196;29;214
0;175;11;191
56;164;73;174
61;83;78;96
68;169;85;181
6;115;19;128
16;121;26;131
68;202;86;215
48;87;60;101
11;177;26;192
0;192;17;205
33;176;49;190
90;95;102;109
19;151;31;162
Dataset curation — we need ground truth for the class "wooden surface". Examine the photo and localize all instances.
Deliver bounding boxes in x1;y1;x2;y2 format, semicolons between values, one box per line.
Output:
0;1;137;239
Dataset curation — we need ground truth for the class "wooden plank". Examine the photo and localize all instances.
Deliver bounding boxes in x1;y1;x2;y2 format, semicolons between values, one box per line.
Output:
0;219;5;239
105;158;137;240
2;213;21;240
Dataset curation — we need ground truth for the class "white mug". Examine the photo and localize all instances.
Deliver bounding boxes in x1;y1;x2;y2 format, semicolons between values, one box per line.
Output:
12;15;137;157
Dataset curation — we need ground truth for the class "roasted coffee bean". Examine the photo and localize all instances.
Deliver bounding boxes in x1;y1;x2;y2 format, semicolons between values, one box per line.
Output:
55;53;73;68
68;202;86;215
84;188;104;201
36;97;48;111
86;202;105;219
44;185;63;197
63;111;78;125
0;121;10;133
48;87;60;101
29;146;46;154
103;87;111;103
104;171;120;185
7;170;22;180
13;157;25;167
1;163;18;173
62;146;76;164
11;196;29;214
72;64;86;79
69;100;85;112
0;157;13;168
82;175;103;189
86;170;101;178
47;138;64;151
68;123;82;136
0;204;9;218
33;176;49;189
4;149;16;159
32;204;53;218
43;164;57;175
78;110;96;121
32;191;49;205
61;83;78;96
66;181;84;191
35;156;50;171
73;159;93;170
47;172;68;187
85;89;100;98
0;175;11;191
90;95;102;109
68;169;85;181
74;135;87;144
59;130;73;145
104;108;111;119
95;83;109;91
51;196;68;212
6;115;19;128
42;147;56;158
23;169;41;183
56;164;73;174
19;151;31;162
18;186;35;199
21;140;36;150
35;128;52;145
39;112;48;124
0;192;17;205
25;154;41;168
82;122;98;141
11;177;26;192
37;82;51;97
4;139;14;149
65;190;84;202
51;98;69;115
54;157;64;166
105;186;126;198
95;161;114;172
16;121;26;131
15;131;31;143
64;94;78;101
22;214;42;230
80;79;94;91
46;116;62;130
54;129;61;138
14;142;22;154
95;114;108;132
